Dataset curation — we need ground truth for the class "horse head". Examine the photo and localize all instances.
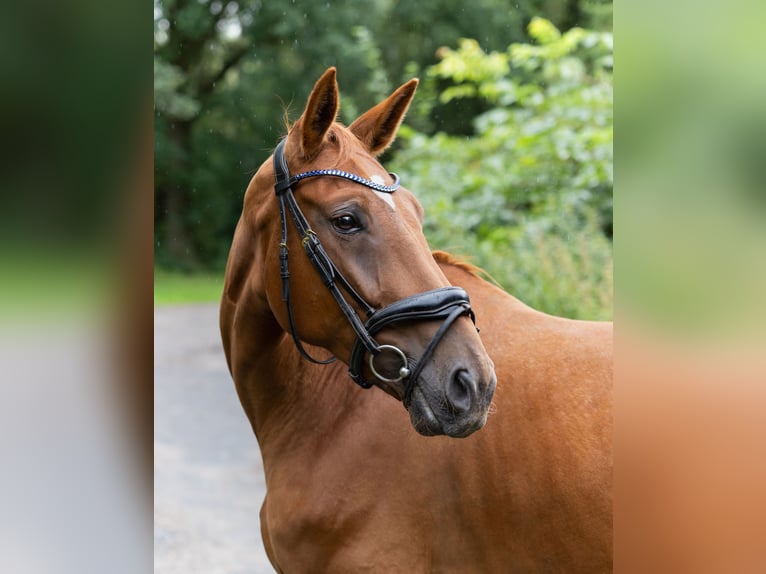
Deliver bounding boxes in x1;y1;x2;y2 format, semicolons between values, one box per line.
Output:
229;67;496;438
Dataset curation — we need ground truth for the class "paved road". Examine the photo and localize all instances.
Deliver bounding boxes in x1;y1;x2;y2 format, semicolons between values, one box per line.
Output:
155;304;272;574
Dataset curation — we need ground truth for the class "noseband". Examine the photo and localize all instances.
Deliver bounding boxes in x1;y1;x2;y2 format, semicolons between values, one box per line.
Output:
273;139;475;402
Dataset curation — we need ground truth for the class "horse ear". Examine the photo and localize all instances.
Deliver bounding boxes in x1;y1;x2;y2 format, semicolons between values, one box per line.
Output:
349;78;419;156
296;67;339;160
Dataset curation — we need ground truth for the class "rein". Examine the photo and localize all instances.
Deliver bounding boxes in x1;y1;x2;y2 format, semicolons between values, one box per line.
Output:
272;138;475;402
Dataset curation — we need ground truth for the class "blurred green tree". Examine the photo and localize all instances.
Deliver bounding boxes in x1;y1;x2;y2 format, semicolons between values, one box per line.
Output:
154;0;392;269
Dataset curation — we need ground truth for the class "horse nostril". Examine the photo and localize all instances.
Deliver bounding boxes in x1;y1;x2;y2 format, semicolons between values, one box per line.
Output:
447;369;476;415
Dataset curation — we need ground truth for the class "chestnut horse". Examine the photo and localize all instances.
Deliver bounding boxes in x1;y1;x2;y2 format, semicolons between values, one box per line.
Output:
221;68;612;572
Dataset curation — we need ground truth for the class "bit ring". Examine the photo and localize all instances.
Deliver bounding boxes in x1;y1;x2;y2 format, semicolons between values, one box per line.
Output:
369;345;410;383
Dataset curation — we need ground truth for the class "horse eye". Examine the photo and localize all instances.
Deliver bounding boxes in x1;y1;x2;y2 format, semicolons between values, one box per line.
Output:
332;214;361;234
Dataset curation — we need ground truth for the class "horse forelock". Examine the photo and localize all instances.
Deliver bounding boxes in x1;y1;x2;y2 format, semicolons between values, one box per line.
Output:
281;122;369;170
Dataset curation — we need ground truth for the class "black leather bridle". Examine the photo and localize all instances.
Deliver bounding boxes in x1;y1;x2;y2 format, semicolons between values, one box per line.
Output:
272;138;475;403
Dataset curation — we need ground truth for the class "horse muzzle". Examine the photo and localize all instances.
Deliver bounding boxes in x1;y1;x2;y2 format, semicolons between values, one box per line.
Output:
407;359;497;438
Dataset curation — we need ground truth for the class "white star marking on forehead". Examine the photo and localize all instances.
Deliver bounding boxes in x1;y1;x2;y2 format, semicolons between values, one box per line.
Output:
370;174;396;210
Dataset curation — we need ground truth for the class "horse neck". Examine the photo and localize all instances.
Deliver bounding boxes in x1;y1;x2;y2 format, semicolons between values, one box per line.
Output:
243;334;370;463
221;230;367;457
434;254;533;315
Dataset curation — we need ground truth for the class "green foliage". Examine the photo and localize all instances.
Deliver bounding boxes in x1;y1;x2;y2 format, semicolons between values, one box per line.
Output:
391;19;613;319
153;57;200;120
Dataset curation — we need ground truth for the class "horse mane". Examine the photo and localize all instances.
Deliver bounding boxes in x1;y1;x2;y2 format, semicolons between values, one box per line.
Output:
432;250;508;291
431;250;482;277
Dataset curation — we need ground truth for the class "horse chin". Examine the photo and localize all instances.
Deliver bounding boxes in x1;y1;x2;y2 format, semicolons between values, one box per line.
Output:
407;386;488;439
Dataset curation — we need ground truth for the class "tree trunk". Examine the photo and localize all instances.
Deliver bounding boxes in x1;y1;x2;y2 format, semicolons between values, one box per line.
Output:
163;119;198;269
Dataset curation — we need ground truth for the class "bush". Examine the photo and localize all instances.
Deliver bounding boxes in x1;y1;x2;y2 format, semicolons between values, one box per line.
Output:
390;19;613;320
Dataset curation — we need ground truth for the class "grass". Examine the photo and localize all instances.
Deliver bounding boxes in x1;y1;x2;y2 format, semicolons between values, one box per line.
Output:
0;249;110;323
154;268;224;306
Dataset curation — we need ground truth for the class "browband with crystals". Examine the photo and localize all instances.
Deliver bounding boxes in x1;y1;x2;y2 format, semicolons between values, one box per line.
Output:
275;168;400;195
